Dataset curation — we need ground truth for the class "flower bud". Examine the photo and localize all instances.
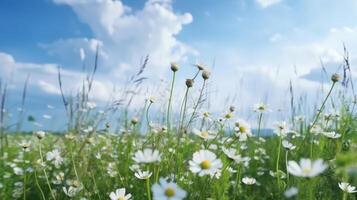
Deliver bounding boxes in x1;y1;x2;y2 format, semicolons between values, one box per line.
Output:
331;73;340;83
186;79;194;88
149;97;155;103
229;106;235;113
170;62;179;72
35;131;45;140
195;63;205;71
202;70;211;80
131;117;139;125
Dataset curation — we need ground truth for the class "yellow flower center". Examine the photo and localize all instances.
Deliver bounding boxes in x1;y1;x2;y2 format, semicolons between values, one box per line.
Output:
118;197;125;200
164;187;175;197
200;160;211;169
239;126;246;133
302;167;311;174
201;131;209;138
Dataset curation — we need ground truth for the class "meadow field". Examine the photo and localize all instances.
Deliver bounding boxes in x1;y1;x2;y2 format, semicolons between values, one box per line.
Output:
0;59;356;200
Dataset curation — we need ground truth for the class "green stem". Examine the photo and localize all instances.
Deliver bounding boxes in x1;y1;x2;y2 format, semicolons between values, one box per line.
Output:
342;192;347;200
70;145;79;181
23;167;26;200
34;170;46;200
178;87;190;136
257;113;263;137
186;80;206;129
285;150;289;183
146;178;152;200
309;82;336;158
166;72;176;131
146;102;153;133
276;136;282;192
39;143;56;200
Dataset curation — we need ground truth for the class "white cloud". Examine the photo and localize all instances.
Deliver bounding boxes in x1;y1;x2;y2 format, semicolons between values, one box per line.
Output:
50;0;197;78
0;52;113;102
256;0;283;8
269;33;283;42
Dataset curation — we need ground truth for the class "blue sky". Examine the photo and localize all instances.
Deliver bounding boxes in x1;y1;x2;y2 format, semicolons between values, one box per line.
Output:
1;0;356;130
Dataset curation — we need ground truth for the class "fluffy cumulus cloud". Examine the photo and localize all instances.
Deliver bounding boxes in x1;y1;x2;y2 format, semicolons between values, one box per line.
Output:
50;0;197;78
256;0;283;8
0;52;112;102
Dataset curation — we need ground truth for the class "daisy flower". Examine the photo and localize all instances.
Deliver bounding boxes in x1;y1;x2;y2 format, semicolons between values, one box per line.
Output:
34;131;46;140
192;129;216;140
189;149;222;177
109;188;132;200
132;148;161;164
152;178;187;200
322;131;341;139
46;149;64;168
282;140;296;150
242;177;256;185
284;187;298;198
134;170;152;180
234;120;252;141
253;103;270;113
287;158;327;177
274;121;289;137
338;182;357;193
19;140;31;151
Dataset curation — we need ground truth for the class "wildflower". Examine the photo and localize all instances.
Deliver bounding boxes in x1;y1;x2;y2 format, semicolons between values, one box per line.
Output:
185;79;194;88
19;140;31;151
134;170;152;180
170;62;179;72
282;140;296;150
195;63;205;70
192;129;216;140
274;121;288;137
35;131;46;140
284;187;298;198
310;124;323;135
222;147;248;163
331;73;340;82
131;117;139;125
202;70;211;80
152;178;187;200
132;149;161;164
149;97;155;104
234;120;252;141
13;167;24;176
287;158;327;177
63;186;82;198
109;188;132;200
242;177;256;185
189;149;222;177
322;131;341;139
46;149;64;168
107;162;118;177
253;103;269;113
338;182;357;193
